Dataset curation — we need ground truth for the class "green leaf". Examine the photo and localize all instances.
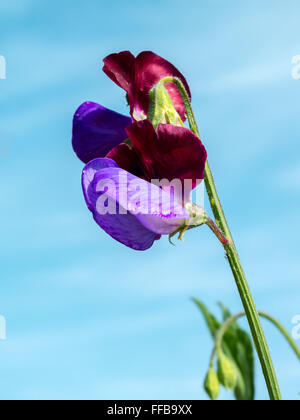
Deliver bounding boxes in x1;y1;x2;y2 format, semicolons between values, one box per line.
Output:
192;299;221;338
194;300;255;401
218;302;232;322
219;303;255;400
232;329;255;400
234;364;247;400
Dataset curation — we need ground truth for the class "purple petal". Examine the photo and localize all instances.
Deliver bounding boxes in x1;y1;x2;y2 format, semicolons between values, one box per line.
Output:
72;102;131;163
82;159;157;251
82;161;190;250
93;168;188;235
82;158;118;211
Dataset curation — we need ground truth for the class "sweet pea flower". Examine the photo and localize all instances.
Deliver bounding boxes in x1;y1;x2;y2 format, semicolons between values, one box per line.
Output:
81;120;207;251
103;50;191;121
72;51;190;163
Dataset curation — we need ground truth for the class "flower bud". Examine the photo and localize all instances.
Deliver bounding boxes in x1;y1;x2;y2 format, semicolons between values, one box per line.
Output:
204;368;220;400
217;351;237;390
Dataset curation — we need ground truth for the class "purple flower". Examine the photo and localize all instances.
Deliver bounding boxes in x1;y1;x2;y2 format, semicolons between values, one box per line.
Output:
82;158;189;251
72;51;207;250
81;120;207;251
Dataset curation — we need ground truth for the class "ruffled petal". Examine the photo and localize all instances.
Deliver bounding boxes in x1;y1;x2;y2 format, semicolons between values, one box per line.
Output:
82;160;189;250
126;120;207;193
102;51;135;97
106;143;139;174
72;102;131;163
82;158;118;211
102;51;191;121
134;51;191;121
92;167;189;234
82;159;157;250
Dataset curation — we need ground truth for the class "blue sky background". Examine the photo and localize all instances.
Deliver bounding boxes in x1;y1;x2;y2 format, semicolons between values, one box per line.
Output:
0;0;299;400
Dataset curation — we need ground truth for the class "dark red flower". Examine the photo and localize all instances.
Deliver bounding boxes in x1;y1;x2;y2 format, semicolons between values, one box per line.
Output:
103;51;191;121
107;120;207;201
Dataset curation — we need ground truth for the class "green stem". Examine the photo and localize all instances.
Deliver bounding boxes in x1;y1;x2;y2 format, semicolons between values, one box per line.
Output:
156;76;282;400
212;311;300;362
259;312;300;360
206;173;281;401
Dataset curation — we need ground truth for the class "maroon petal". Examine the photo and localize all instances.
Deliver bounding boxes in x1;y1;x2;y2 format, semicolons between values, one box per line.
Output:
156;123;207;185
106;143;138;173
125;120;158;179
134;51;191;121
103;51;191;121
126;120;207;189
103;51;135;98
